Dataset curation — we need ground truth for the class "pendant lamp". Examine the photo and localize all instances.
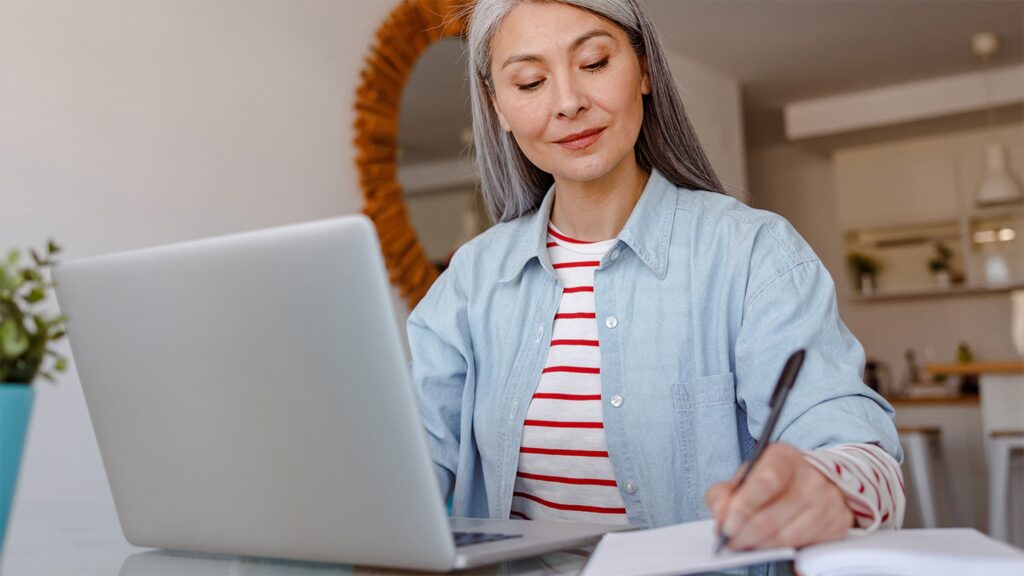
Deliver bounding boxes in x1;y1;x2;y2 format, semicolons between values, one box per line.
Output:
972;32;1023;207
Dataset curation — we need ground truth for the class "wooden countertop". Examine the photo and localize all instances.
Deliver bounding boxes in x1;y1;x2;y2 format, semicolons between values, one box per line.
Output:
924;361;1024;376
887;395;980;406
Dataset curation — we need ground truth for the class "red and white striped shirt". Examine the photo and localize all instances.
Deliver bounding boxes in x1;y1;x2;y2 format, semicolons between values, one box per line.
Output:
510;223;905;531
510;224;627;523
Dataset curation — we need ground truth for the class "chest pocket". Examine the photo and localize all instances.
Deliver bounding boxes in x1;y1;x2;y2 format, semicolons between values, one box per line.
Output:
673;372;743;517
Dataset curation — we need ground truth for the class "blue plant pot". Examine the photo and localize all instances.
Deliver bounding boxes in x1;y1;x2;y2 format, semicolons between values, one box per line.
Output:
0;383;34;554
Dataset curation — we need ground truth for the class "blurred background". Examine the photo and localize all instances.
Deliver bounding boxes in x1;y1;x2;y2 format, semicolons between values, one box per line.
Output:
2;0;1022;543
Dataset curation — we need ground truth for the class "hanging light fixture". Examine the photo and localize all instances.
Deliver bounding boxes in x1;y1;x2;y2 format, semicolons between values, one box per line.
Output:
972;32;1023;207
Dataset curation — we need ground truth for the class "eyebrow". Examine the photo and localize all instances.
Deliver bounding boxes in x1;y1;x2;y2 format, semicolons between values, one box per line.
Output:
500;29;614;70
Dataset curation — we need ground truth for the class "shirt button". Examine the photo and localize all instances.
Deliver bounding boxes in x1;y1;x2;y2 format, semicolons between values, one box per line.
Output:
609;394;623;408
605;316;618;329
609;249;620;261
623;481;637;494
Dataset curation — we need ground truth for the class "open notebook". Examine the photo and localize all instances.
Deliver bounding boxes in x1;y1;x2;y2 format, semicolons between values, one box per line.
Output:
581;519;1024;576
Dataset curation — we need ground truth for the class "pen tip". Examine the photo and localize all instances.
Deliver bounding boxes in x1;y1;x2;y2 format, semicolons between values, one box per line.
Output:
713;532;727;555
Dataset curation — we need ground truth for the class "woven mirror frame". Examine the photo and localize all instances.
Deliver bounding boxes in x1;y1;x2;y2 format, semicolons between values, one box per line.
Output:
354;0;472;308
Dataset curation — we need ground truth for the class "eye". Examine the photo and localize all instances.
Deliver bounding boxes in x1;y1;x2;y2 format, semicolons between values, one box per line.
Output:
583;58;609;71
517;79;544;92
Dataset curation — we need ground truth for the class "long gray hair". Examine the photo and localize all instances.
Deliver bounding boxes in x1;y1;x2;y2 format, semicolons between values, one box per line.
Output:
464;0;725;224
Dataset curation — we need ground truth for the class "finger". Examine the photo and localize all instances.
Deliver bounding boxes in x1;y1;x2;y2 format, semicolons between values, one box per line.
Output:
712;459;753;508
712;493;731;526
705;482;732;522
706;482;730;508
707;464;749;524
722;451;795;537
726;485;806;550
708;460;752;522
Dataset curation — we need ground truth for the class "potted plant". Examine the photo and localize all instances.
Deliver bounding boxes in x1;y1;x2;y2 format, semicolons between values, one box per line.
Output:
928;242;954;288
847;252;882;295
0;240;67;552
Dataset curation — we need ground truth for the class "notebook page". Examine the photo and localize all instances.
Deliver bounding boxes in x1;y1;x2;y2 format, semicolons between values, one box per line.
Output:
580;519;795;576
796;528;1024;576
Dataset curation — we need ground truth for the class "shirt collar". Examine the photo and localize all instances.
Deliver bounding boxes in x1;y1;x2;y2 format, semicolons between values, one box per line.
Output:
498;167;678;283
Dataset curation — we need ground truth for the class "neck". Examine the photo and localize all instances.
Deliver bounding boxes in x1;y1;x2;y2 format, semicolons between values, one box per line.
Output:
549;154;650;242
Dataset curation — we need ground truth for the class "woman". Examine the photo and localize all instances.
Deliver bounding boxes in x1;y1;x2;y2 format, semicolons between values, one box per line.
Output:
408;0;905;551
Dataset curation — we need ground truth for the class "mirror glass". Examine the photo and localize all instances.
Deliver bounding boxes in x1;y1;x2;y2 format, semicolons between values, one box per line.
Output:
398;38;491;272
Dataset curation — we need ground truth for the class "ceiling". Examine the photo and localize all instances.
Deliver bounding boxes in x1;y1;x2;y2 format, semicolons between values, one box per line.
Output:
398;0;1024;164
645;0;1023;109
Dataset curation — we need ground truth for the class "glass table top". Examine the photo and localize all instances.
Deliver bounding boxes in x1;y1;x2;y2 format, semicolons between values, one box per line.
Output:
0;502;792;576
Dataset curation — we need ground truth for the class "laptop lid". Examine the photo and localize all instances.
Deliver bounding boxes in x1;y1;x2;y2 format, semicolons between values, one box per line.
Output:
54;215;456;570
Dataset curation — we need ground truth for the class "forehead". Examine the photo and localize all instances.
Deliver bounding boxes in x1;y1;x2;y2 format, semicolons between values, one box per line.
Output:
490;2;624;62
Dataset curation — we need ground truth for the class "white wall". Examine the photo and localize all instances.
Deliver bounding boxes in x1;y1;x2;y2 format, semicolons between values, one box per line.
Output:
663;47;748;200
1;0;399;505
747;144;844;274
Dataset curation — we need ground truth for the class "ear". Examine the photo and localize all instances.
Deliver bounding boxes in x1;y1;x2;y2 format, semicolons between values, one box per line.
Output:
490;93;512;132
640;56;651;96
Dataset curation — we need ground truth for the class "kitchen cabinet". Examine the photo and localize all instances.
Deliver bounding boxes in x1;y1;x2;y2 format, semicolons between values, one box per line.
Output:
834;122;1023;232
835;137;960;230
837;122;1024;300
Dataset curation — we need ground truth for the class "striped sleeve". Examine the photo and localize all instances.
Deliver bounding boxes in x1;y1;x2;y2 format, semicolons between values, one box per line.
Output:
803;443;905;533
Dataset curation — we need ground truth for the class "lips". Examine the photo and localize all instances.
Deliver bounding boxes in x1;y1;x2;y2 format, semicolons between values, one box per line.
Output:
555;127;605;144
554;127;606;151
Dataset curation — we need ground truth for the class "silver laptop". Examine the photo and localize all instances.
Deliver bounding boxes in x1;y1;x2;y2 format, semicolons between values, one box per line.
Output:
53;215;631;571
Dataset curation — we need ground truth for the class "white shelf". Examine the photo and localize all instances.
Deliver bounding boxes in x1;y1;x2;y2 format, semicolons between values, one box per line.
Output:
851;282;1024;303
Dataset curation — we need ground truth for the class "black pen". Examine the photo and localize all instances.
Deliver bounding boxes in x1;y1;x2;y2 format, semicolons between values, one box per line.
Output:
713;348;806;554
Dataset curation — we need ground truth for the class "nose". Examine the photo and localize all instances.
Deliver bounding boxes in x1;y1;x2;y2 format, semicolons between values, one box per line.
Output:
552;74;588;119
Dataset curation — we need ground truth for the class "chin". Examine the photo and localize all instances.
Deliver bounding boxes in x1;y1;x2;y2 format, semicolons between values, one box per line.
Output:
542;151;624;183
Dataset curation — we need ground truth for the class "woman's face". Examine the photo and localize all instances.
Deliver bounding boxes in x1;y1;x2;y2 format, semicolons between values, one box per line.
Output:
488;2;650;184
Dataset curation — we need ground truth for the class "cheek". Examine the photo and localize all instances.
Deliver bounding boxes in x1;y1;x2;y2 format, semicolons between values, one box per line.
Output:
601;74;644;123
504;99;548;140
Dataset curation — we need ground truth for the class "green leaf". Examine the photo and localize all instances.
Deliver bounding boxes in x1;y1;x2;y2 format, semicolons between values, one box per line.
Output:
55;357;67;372
9;271;25;291
26;286;45;304
21;268;40;282
47;239;61;255
0;319;30;357
51;330;66;341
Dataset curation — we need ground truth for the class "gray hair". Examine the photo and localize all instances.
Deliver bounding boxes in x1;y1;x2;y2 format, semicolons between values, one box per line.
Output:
464;0;726;224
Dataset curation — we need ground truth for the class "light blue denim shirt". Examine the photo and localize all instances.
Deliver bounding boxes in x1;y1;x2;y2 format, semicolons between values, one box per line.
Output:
407;167;900;529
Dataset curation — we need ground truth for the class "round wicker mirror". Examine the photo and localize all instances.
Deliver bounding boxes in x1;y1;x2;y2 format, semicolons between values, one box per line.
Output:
354;0;472;308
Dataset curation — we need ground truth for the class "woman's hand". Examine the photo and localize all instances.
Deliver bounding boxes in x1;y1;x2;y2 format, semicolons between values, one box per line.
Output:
705;443;853;550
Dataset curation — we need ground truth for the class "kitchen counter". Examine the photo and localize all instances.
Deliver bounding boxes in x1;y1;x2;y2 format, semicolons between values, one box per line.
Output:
890;396;985;530
887;394;980;406
891;361;1023;533
924;361;1024;376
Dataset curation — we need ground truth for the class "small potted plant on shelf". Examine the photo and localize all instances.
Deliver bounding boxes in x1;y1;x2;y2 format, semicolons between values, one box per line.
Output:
847;252;882;296
0;240;67;552
928;242;954;288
